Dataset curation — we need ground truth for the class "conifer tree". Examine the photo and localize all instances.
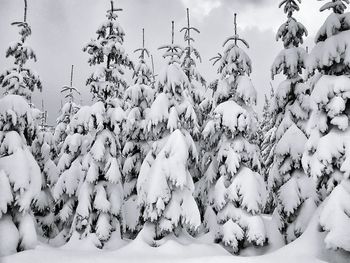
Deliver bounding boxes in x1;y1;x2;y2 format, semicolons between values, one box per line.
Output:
267;0;317;243
0;1;43;256
137;21;201;243
122;29;155;236
303;0;350;251
73;0;132;246
33;67;79;240
31;104;59;239
0;95;42;256
54;65;80;153
180;8;206;126
260;85;276;177
53;104;102;243
180;9;209;218
259;86;277;214
0;0;42;101
201;14;267;254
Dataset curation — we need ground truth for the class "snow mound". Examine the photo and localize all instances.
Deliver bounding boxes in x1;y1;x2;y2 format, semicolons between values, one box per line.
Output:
4;210;347;263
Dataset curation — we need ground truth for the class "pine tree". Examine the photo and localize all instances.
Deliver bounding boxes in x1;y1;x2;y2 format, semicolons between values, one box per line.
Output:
137;21;201;244
54;65;80;153
267;0;317;243
72;0;132;246
122;29;155;236
303;0;350;251
201;14;267;254
0;0;42;101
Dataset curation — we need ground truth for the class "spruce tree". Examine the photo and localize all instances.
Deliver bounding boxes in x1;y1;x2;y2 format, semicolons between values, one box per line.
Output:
31;114;59;239
137;21;201;244
54;65;80;153
0;95;42;256
180;8;206;126
268;0;317;243
180;8;209;221
32;67;79;240
53;105;98;243
260;85;276;177
201;14;267;254
0;1;42;255
122;29;155;236
0;0;42;101
303;0;350;251
74;0;132;246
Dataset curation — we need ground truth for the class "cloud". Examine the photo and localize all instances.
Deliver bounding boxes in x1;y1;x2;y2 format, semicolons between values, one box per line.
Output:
180;0;273;21
181;0;221;21
222;0;272;9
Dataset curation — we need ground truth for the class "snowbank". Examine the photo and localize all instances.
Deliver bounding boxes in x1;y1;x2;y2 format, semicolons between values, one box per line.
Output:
3;205;349;263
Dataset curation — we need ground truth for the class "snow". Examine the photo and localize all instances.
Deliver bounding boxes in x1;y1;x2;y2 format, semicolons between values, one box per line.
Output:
211;100;250;135
275;123;307;161
0;170;13;216
276;17;307;48
138;130;201;234
272;47;306;78
320;181;350;251
1;2;350;262
18;213;38;251
311;75;350;107
218;45;252;77
2;204;349;263
158;63;190;98
236;76;257;105
303;75;350;189
0;215;19;257
307;30;350;74
147;93;169;128
0;140;41;213
123;197;140;232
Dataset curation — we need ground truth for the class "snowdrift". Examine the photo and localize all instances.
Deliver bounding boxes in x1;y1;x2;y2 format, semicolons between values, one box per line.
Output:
2;205;349;263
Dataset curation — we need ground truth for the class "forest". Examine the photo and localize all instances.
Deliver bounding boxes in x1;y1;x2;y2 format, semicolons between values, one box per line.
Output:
0;0;349;262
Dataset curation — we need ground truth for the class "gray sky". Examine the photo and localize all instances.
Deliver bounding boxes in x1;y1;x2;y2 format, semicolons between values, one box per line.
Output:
0;0;327;125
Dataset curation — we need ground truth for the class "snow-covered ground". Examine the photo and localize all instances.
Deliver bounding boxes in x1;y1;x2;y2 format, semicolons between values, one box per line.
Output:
2;208;349;263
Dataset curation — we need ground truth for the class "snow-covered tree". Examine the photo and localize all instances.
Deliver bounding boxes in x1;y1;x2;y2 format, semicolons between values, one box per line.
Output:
31;129;59;239
70;0;132;246
259;86;277;214
267;0;317;243
200;14;267;254
122;29;155;236
54;65;80;153
53;105;101;242
83;1;132;105
179;8;209;219
258;85;275;148
0;1;43;256
302;0;350;251
180;8;206;126
32;68;79;240
137;21;201;243
0;95;41;256
0;0;42;101
257;86;275;173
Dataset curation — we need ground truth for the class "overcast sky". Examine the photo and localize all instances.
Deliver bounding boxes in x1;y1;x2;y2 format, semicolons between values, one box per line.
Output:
0;0;327;125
